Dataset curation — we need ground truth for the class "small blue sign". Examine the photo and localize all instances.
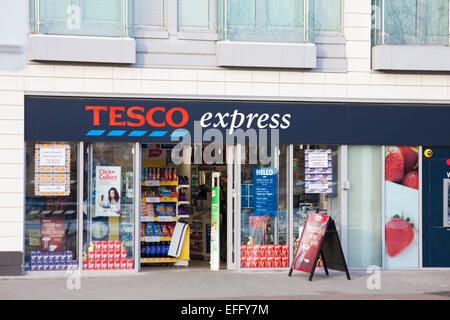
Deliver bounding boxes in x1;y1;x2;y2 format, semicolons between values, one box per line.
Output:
253;168;277;216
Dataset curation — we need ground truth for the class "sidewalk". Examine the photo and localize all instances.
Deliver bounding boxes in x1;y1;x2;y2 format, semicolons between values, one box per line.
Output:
1;262;450;300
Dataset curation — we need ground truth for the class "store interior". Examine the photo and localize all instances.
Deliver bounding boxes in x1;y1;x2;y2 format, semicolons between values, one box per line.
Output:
140;143;228;269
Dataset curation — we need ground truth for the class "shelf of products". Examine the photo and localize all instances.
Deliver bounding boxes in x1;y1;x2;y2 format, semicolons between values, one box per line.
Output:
140;166;192;264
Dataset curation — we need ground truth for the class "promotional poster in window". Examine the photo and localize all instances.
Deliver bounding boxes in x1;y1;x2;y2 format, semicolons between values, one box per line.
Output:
95;166;122;217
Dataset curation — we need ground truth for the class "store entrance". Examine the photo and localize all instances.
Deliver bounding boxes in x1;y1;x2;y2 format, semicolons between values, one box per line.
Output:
139;143;228;270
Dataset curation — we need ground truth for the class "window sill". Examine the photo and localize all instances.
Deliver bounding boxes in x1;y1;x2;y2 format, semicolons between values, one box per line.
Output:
176;32;218;41
372;45;450;71
216;41;316;69
133;29;169;39
29;34;136;64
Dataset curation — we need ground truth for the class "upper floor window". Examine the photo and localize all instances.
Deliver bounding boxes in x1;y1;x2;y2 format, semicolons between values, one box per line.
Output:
373;0;449;45
133;0;165;31
30;0;130;37
178;0;210;31
218;0;314;43
314;0;341;34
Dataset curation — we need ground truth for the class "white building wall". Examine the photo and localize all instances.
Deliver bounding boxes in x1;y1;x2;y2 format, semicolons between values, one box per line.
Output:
0;0;448;254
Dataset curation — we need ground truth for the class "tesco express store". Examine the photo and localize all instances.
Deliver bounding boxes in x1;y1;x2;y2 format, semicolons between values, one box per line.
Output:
23;95;450;273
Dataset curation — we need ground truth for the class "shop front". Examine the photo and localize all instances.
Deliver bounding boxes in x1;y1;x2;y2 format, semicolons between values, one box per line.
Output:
23;96;450;273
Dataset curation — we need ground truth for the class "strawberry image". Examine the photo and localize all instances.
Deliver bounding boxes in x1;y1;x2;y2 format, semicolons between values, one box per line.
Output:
385;214;415;257
402;170;418;189
385;147;404;182
398;146;418;173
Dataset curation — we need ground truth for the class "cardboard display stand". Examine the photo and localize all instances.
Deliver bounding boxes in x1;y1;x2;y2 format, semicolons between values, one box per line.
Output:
289;213;350;281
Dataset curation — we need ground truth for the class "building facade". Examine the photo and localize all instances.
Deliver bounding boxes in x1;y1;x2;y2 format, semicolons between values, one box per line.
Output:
1;0;450;275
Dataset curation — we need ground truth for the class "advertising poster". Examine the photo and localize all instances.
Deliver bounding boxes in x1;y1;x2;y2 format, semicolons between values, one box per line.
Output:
95;166;122;217
292;213;329;272
40;217;65;252
34;144;71;196
384;146;419;268
305;149;332;193
253;168;277;216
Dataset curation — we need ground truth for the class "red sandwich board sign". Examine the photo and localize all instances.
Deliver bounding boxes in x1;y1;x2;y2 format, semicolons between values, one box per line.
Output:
289;213;350;281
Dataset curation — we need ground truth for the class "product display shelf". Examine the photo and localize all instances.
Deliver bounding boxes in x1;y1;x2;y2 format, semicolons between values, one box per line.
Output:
141;236;172;242
141;176;179;264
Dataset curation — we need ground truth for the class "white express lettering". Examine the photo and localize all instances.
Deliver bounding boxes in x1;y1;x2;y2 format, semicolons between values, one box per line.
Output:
200;110;291;133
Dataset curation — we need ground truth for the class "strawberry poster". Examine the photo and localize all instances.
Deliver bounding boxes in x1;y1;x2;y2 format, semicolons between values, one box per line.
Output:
385;146;419;268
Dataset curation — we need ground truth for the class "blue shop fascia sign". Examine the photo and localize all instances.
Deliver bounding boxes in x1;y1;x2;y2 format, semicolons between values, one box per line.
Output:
25;95;450;145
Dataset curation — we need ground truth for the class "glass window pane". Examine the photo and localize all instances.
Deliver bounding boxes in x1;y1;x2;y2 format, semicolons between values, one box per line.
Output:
225;0;307;43
424;0;449;44
292;145;340;244
39;0;125;37
314;0;341;32
266;0;303;28
227;0;256;27
83;0;122;22
134;0;165;28
25;142;79;271
347;146;382;268
83;142;135;271
384;0;417;44
179;0;209;29
240;145;290;269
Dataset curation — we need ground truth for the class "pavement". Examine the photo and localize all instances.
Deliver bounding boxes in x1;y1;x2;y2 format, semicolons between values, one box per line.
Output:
0;260;450;300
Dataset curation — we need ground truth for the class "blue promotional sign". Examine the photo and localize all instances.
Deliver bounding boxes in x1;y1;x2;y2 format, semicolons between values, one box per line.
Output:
253;168;277;217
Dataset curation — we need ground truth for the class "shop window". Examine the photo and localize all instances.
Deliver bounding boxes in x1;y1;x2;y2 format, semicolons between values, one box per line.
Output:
82;142;136;271
240;145;289;269
30;0;130;37
219;0;314;43
292;145;340;243
24;142;79;272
